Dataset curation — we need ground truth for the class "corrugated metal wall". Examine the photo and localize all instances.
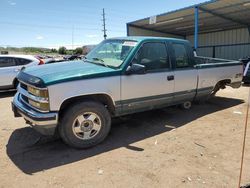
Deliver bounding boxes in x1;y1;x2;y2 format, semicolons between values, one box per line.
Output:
128;25;182;38
186;28;250;60
128;25;250;60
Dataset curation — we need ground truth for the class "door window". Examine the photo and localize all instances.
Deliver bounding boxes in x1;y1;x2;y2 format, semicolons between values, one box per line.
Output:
134;42;169;71
0;57;16;67
172;43;190;68
15;58;32;65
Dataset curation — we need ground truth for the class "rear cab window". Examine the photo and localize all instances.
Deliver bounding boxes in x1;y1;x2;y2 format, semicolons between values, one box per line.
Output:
171;42;193;69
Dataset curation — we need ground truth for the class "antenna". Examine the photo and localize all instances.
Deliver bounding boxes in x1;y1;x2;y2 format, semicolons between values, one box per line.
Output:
102;8;107;39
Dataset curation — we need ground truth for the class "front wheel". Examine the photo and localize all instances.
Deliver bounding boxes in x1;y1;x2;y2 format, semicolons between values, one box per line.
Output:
59;101;111;149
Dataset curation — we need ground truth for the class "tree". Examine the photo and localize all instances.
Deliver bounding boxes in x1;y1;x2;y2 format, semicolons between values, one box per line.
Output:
74;47;83;55
58;46;67;54
51;48;57;53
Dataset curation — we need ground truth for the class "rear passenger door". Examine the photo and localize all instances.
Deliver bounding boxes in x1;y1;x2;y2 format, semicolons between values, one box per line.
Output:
171;42;198;102
121;42;175;114
15;58;32;67
0;57;18;87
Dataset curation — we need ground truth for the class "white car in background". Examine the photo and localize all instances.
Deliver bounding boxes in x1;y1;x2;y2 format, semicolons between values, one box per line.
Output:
0;55;44;90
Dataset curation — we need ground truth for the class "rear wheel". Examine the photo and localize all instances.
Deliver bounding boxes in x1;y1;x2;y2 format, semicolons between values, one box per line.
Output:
180;101;192;109
59;101;111;149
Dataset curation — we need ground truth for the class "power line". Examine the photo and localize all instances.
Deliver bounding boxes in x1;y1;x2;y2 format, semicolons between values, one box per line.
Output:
0;21;125;33
0;5;148;18
0;6;149;23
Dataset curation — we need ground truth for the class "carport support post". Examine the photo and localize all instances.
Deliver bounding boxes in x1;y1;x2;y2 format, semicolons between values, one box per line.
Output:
194;6;199;51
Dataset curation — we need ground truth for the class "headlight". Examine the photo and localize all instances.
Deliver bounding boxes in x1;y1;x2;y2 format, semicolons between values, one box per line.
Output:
27;85;49;111
27;86;48;98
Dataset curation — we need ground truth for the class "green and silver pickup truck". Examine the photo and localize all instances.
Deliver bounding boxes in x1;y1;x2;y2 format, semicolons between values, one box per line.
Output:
12;37;243;148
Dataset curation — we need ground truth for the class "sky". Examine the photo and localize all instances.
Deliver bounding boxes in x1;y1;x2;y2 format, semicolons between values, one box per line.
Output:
0;0;207;49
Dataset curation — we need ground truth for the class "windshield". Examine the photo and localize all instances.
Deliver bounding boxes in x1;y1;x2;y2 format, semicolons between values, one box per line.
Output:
85;39;137;68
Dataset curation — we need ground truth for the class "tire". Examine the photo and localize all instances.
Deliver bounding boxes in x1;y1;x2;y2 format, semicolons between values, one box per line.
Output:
180;101;192;110
13;79;19;89
59;101;111;149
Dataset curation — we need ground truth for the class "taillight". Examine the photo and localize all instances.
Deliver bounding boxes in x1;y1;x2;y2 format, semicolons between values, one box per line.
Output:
38;59;44;65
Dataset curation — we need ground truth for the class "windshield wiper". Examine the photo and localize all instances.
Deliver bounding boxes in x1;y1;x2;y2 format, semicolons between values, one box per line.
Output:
92;57;104;62
81;56;88;61
83;57;111;68
91;57;110;67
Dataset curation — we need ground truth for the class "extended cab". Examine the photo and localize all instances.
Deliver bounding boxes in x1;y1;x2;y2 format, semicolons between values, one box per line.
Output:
12;37;243;148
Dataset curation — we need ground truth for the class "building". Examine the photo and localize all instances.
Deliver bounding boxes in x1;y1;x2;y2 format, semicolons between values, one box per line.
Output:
127;0;250;60
82;45;96;55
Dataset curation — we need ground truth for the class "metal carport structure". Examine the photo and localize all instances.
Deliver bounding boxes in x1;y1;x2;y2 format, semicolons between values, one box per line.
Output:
127;0;250;60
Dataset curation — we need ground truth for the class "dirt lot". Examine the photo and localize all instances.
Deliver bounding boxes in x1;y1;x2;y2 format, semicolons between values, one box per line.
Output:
0;86;250;188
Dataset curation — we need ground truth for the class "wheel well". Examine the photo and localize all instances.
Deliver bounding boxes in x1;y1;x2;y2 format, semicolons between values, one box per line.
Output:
59;94;116;117
215;79;231;88
13;78;19;89
212;79;231;95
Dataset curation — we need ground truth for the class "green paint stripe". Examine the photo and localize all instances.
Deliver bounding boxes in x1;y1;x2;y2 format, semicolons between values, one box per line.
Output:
116;87;213;105
198;86;214;92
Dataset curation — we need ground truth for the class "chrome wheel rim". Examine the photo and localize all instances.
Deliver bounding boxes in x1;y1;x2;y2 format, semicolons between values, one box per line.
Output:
183;101;191;109
72;112;102;140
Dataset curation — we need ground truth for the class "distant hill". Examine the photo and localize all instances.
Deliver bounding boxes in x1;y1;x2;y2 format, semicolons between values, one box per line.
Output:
0;46;54;55
0;45;96;55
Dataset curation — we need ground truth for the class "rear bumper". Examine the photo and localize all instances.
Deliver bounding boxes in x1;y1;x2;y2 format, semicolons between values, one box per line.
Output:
229;81;242;88
243;76;250;83
12;93;58;135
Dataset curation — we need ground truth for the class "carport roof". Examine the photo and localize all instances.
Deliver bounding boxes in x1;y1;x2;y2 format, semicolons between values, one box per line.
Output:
127;0;250;37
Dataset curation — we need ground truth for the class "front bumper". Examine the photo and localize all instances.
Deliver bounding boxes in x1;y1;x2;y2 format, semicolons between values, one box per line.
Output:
12;93;58;136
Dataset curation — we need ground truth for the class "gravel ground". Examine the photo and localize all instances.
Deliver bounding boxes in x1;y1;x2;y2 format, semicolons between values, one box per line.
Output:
0;86;249;188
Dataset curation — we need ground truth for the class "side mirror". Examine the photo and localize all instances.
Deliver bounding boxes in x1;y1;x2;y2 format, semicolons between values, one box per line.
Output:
126;63;146;75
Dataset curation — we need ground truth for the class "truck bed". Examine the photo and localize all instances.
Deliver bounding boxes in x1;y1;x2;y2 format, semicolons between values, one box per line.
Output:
194;56;241;69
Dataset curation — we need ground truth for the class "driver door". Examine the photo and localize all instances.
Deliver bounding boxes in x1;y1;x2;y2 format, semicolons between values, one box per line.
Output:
120;42;175;114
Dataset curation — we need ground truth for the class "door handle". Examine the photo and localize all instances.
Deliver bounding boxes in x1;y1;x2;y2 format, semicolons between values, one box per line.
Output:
14;68;21;72
167;75;174;81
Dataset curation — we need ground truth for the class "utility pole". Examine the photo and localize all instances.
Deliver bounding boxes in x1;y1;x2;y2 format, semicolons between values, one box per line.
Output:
72;24;74;54
102;8;107;39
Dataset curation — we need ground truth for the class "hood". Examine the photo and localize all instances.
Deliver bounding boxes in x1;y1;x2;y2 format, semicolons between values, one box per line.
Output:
21;60;120;86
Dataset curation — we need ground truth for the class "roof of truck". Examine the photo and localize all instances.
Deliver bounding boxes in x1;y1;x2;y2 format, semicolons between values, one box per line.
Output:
108;36;189;43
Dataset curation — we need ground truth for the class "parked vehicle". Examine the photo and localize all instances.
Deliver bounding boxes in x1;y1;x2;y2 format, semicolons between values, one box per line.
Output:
35;55;53;60
241;56;250;84
12;37;243;148
0;55;43;90
63;55;81;61
44;59;66;64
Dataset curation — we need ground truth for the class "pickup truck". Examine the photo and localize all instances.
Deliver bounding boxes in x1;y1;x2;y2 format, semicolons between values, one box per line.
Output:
12;37;243;148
